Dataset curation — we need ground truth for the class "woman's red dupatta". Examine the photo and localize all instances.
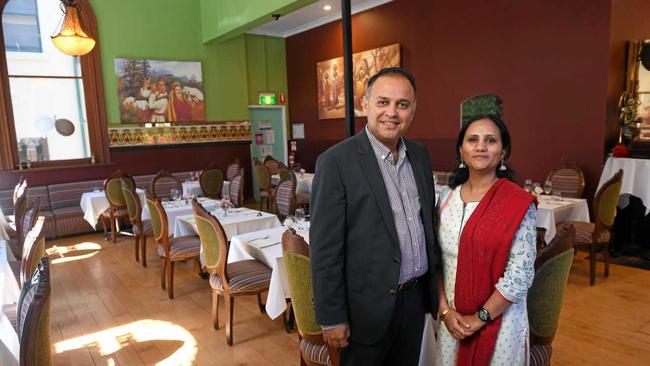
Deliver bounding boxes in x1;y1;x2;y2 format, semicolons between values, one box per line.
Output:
454;179;535;365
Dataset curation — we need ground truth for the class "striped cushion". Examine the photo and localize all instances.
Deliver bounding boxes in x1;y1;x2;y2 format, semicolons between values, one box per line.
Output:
296;192;310;205
276;180;294;216
549;169;581;198
157;235;201;258
153;178;181;199
530;344;552;366
563;221;610;244
209;260;271;293
2;303;17;331
133;174;155;191
229;175;242;206
226;164;240;181
53;214;95;237
100;207;129;218
133;220;153;236
48;180;104;210
299;338;332;365
0;189;14;215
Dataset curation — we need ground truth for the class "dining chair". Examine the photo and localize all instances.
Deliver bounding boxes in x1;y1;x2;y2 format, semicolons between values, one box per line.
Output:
122;180;152;267
101;170;135;242
255;160;275;211
18;256;52;366
559;169;623;285
545;161;586;198
9;216;45;288
277;161;292;182
273;173;296;220
151;169;182;200
528;224;575;366
282;228;339;366
199;162;224;199
228;168;245;207
12;176;26;205
192;199;271;346
226;158;241;182
146;193;201;299
8;180;29;240
263;155;280;175
6;197;40;260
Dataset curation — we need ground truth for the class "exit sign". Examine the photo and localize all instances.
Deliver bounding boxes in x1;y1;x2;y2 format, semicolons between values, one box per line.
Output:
259;93;277;105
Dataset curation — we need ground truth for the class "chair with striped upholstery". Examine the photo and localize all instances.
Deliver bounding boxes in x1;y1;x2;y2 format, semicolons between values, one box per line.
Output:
13;176;26;205
146;193;201;299
199;162;225;199
273;173;296;220
226;158;241;182
122;181;152;267
528;224;575;366
151;170;182;200
192;199;271;346
228;168;245;207
9;217;45;288
6;197;40;261
282;228;339;366
433;171;452;187
546;161;586;198
18;256;52;366
7;179;29;240
263;155;280;175
101;170;134;242
559;169;623;285
255;160;275;211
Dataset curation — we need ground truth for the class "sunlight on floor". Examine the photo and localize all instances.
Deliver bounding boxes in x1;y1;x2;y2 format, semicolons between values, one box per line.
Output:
53;319;197;365
46;242;101;264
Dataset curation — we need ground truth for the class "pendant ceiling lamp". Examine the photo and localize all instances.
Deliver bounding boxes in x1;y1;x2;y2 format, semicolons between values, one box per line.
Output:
51;0;95;56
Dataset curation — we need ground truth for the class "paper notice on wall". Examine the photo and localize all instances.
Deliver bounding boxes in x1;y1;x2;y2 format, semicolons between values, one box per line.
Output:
259;120;272;129
264;130;275;144
260;145;274;157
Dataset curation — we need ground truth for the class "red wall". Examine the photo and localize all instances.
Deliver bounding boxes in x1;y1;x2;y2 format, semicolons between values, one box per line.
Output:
287;0;611;197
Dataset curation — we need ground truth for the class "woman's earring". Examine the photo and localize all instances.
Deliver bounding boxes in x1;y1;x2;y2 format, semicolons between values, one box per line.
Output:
499;158;507;171
459;159;466;169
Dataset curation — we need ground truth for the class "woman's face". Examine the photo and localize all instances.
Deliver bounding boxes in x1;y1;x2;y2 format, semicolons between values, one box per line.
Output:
459;118;504;175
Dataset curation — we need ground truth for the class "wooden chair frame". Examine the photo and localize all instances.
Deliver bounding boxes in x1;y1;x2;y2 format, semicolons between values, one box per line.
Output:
102;170;135;242
546;161;586;198
199;162;225;199
151;169;182;199
19;257;51;366
255;160;274;211
122;181;148;267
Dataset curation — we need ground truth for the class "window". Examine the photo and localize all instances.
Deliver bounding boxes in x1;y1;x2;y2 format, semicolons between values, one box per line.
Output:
0;0;109;170
2;0;41;52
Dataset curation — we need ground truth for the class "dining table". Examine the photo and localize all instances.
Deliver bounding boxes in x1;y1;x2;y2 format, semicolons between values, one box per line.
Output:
597;157;650;213
271;172;314;193
79;188;147;228
535;195;590;243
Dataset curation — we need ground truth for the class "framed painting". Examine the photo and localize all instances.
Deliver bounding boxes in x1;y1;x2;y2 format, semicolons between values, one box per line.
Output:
115;58;205;123
317;43;400;119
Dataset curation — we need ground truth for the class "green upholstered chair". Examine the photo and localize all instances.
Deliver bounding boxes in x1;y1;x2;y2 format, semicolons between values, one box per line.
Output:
282;228;339;366
227;168;245;207
226;158;241;181
528;224;575;366
545;161;586;198
18;256;52;366
199;163;224;199
559;169;623;285
151;169;182;200
101;170;134;242
122;180;152;267
146;193;201;299
255;160;275;211
192;199;271;346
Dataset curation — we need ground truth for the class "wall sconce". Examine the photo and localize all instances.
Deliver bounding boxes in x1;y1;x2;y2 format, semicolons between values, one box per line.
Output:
51;0;95;56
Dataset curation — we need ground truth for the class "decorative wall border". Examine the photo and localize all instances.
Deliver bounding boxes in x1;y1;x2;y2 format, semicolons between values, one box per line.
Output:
108;121;251;148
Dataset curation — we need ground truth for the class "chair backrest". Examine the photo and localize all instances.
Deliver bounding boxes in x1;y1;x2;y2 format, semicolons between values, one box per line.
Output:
274;174;296;218
18;257;51;366
199;163;224;199
13;177;26;205
20;216;45;287
433;171;452;186
121;180;142;225
263;156;280;175
192;199;229;284
18;198;40;253
277;161;292;182
226;158;241;181
104;170;135;208
13;184;29;239
145;193;170;251
546;161;586;198
228;168;244;207
151;170;182;199
528;224;575;345
593;169;624;240
255;160;272;190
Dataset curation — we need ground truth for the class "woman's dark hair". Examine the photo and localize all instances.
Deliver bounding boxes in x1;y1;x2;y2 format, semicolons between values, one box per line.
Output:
448;114;515;188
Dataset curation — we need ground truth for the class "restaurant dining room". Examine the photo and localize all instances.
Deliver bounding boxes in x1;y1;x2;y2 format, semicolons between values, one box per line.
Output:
1;0;650;365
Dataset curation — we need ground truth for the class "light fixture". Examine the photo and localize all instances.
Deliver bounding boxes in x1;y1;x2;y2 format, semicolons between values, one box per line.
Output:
323;4;332;11
51;0;95;56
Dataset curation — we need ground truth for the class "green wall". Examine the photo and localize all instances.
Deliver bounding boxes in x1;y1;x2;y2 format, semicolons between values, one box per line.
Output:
89;0;288;126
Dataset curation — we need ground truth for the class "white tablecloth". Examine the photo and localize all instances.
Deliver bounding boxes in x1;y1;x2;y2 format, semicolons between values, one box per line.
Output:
271;173;314;193
79;189;146;228
0;207;9;240
228;227;436;365
0;240;20;366
159;198;220;236
182;180;230;198
597;157;650;214
536;196;590;242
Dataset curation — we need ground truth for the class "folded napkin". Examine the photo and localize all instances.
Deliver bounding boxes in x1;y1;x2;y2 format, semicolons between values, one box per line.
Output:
248;237;281;249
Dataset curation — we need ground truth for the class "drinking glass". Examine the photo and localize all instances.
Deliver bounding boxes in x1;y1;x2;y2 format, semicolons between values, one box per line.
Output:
543;180;553;195
295;208;306;230
533;182;543;196
524;179;533;193
553;191;562;201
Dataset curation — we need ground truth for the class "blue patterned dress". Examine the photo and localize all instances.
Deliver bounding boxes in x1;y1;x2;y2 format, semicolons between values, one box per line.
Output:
435;186;536;366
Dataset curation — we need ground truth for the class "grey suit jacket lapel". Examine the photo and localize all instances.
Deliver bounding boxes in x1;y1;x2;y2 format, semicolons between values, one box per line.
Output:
356;130;400;247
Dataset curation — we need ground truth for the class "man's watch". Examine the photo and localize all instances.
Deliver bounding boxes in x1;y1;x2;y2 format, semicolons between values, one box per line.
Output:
477;307;492;323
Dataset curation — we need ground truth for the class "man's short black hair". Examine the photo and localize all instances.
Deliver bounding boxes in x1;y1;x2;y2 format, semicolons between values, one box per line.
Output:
365;67;417;98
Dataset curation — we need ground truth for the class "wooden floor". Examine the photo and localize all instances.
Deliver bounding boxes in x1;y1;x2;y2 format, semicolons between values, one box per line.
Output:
46;233;650;365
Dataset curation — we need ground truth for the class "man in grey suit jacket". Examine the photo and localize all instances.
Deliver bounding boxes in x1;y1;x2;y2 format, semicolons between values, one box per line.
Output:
311;67;440;365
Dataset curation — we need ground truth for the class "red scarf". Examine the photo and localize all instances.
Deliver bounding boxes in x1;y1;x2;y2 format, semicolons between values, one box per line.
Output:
455;179;535;366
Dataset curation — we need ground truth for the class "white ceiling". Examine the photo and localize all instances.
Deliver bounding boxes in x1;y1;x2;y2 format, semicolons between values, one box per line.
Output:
248;0;393;38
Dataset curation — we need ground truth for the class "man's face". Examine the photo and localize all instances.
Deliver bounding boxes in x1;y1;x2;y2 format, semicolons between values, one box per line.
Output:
363;74;416;148
157;81;166;93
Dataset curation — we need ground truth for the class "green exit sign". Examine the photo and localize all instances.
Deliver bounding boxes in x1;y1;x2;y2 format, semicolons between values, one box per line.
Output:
259;93;277;105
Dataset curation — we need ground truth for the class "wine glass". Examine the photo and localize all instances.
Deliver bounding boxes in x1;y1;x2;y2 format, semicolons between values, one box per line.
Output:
533;182;543;196
295;208;306;230
524;179;533;193
543;180;553;195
